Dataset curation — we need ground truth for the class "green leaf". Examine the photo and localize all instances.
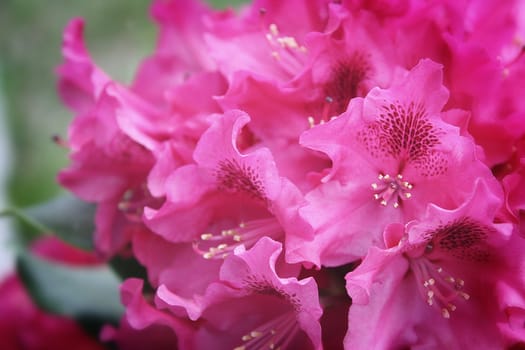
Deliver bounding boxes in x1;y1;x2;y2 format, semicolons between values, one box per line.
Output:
207;0;250;8
17;252;124;330
16;194;96;250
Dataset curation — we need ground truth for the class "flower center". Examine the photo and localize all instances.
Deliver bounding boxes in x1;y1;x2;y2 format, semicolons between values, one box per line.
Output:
324;55;370;114
308;54;371;128
193;217;283;259
371;173;413;208
233;311;299;350
410;252;470;319
118;185;161;222
308;97;339;128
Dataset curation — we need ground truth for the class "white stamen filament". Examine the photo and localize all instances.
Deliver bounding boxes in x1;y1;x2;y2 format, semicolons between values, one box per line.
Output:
411;258;470;319
194;217;282;260
265;23;307;77
233;311;299;350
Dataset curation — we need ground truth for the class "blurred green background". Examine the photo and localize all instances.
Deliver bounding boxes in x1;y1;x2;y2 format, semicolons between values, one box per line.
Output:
0;0;247;209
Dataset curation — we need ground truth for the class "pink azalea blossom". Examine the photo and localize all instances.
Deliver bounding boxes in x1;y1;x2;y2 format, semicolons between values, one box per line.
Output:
125;68;228;199
438;9;525;168
139;110;312;298
297;59;500;266
57;5;227;257
131;0;233;105
57;19;161;257
53;0;525;348
217;6;398;191
205;0;335;84
363;0;525;167
155;237;323;350
201;0;343;192
344;179;523;348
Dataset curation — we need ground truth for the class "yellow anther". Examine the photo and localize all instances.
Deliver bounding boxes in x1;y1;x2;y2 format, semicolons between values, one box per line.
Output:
201;233;213;240
269;23;279;36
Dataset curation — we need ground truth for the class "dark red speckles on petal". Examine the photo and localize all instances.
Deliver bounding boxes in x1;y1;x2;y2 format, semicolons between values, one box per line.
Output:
243;275;302;312
357;101;448;176
378;102;438;162
323;53;371;117
215;158;266;201
424;217;493;262
417;149;448;177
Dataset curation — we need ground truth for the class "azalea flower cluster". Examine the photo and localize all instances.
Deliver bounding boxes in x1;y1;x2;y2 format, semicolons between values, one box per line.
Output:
56;0;525;348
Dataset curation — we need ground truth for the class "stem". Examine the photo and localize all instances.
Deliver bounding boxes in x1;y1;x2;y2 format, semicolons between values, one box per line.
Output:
0;207;51;237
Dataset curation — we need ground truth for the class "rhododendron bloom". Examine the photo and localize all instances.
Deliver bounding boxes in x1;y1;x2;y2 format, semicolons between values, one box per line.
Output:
156;238;323;350
217;7;398;191
56;19;162;257
136;110;311;300
297;59;499;266
205;0;335;84
51;0;525;349
345;180;522;348
56;1;231;257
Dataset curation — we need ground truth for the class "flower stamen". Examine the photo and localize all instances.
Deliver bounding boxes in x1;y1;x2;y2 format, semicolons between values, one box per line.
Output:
194;218;282;259
371;173;413;208
118;185;161;222
233;311;299;350
411;257;470;319
264;23;307;76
